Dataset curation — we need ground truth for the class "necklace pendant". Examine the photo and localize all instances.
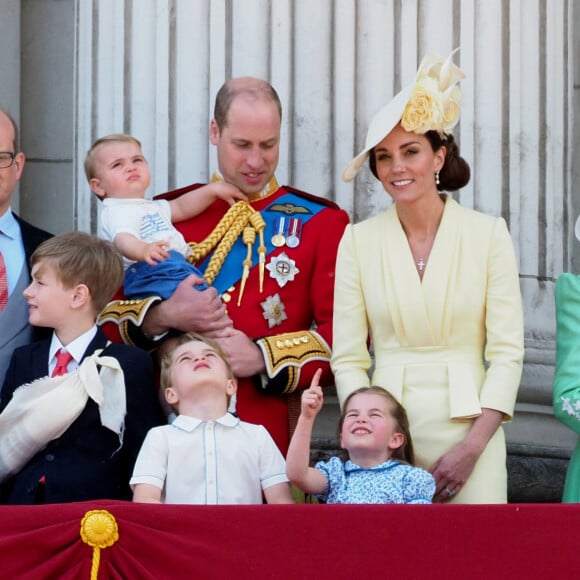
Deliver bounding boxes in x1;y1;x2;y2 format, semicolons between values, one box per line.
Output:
417;258;426;271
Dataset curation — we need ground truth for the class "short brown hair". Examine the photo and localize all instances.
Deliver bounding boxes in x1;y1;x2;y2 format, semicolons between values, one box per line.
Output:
339;386;416;465
213;77;282;131
30;232;124;315
159;332;235;392
84;133;143;181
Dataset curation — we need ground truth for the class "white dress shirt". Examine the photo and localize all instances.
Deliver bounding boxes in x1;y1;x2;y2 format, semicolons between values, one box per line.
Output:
130;413;288;504
48;326;98;376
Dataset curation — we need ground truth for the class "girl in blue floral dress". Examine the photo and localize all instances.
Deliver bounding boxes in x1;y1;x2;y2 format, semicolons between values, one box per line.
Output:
286;369;435;503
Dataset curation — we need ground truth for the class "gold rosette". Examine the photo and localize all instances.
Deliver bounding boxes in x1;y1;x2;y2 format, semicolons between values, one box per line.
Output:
80;510;119;580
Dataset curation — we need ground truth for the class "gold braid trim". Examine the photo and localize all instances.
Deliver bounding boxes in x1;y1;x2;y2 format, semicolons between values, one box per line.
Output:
249;209;267;291
187;201;257;286
285;366;299;394
188;201;251;261
256;330;331;394
98;297;161;345
204;215;247;285
237;225;256;305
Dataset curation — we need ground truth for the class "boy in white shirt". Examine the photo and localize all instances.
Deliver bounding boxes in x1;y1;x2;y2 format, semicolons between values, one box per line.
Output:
131;332;294;504
85;134;246;299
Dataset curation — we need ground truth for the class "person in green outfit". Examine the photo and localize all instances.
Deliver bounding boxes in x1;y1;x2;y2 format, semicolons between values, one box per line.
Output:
553;215;580;502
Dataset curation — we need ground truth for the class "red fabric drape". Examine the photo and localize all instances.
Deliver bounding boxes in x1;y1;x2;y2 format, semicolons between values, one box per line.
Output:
0;501;576;579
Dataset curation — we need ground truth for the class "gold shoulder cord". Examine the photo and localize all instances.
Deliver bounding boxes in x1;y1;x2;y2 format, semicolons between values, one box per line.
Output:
187;200;266;304
98;201;266;336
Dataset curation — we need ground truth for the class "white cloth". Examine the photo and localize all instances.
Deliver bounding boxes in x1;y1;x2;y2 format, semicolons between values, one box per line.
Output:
0;349;127;481
99;198;192;269
130;413;288;504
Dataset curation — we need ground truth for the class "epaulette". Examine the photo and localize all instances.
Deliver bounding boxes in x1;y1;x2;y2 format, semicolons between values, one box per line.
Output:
281;186;342;210
154;182;206;202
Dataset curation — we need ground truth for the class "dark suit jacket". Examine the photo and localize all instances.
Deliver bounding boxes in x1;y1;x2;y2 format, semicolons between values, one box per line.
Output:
14;214;52;341
15;213;52;267
0;328;162;504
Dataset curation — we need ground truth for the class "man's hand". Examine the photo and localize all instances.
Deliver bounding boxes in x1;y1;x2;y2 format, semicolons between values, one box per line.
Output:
215;328;266;377
143;274;232;337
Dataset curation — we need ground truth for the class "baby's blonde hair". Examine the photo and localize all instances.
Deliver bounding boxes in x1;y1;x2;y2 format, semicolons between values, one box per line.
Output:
84;133;142;181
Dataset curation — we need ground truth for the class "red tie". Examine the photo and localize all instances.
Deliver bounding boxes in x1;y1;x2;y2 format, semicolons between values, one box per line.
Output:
52;349;73;377
0;251;8;313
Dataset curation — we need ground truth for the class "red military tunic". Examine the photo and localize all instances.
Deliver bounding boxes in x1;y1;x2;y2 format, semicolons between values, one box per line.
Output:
100;177;349;452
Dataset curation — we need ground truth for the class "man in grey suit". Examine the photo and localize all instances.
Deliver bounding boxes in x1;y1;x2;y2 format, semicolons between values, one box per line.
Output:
0;108;52;386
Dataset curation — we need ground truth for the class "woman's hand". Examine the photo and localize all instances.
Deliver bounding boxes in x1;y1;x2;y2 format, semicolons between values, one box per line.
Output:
430;407;504;502
429;441;479;502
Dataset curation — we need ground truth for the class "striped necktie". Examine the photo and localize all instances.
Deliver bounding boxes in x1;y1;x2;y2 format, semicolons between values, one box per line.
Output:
0;251;8;313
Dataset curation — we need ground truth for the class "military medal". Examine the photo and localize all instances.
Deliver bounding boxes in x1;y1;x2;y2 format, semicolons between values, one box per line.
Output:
271;234;285;247
285;218;302;248
266;252;300;287
261;293;288;328
271;217;286;247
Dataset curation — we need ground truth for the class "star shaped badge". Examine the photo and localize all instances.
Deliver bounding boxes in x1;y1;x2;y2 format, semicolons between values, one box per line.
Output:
261;293;288;328
266;252;300;288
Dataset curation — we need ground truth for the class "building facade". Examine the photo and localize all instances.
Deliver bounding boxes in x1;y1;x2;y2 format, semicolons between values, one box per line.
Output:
1;0;578;500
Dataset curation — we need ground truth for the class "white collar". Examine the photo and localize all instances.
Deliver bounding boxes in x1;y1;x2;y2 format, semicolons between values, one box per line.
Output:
49;325;98;364
0;208;19;239
171;412;239;432
102;197;152;206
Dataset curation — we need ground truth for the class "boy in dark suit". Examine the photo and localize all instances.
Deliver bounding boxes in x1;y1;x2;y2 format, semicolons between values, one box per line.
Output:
0;232;161;504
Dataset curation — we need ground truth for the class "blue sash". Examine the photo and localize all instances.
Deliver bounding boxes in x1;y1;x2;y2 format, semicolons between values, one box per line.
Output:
201;193;325;294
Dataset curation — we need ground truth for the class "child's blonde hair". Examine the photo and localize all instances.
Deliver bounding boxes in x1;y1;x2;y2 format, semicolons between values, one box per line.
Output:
160;332;235;399
84;133;142;181
30;232;124;315
339;386;416;465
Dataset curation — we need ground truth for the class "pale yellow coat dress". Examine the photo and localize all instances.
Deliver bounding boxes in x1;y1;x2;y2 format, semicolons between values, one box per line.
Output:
331;196;524;503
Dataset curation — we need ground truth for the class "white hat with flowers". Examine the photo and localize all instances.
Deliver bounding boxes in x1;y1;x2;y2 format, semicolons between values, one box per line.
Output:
342;49;465;182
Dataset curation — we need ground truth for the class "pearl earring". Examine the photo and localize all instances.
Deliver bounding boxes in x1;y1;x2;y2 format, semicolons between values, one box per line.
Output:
435;171;440;186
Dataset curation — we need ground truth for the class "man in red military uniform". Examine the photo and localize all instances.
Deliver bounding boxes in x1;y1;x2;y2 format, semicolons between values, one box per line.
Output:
100;77;349;453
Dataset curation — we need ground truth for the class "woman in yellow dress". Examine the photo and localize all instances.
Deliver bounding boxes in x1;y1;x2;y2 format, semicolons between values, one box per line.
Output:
332;52;524;503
